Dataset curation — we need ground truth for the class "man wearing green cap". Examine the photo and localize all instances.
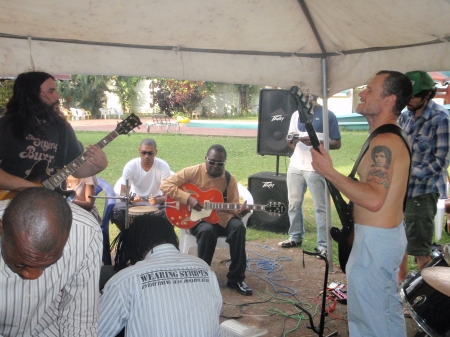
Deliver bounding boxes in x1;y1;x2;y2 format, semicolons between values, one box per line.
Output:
398;70;450;283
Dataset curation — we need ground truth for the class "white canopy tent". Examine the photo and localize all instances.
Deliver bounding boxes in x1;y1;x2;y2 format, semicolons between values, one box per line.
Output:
1;0;450;267
1;0;450;95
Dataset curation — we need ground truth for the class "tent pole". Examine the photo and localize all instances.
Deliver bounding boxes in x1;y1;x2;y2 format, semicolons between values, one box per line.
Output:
321;57;334;273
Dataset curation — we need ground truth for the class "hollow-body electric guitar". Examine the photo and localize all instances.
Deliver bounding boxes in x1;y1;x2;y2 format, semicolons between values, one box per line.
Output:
290;87;354;273
0;113;142;201
165;182;286;229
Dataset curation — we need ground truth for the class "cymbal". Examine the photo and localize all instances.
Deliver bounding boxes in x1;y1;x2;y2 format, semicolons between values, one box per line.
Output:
443;243;450;266
422;267;450;297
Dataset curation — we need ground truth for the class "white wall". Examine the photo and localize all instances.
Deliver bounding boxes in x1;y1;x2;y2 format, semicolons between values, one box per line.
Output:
131;79;153;114
317;89;355;116
108;81;359;117
200;83;260;117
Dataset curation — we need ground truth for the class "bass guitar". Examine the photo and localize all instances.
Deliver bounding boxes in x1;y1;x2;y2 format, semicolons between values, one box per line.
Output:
165;182;286;229
290;87;354;273
0;113;142;201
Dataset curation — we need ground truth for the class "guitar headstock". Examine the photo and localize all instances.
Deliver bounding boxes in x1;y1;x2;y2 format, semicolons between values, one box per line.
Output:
264;202;286;215
115;113;142;135
290;86;314;124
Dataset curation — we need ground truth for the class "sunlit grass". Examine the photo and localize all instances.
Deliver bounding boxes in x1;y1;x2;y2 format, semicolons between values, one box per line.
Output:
75;129;450;271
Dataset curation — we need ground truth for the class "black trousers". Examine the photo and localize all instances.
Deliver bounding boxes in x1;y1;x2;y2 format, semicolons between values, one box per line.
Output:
190;217;247;283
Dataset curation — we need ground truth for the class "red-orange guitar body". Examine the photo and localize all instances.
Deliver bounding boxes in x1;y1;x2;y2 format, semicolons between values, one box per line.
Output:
165;182;223;229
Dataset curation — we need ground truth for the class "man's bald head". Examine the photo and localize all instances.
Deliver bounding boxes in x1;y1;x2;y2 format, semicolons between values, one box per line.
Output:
2;188;72;253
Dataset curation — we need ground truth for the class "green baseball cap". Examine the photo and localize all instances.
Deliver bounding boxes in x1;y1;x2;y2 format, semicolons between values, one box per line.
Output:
405;71;435;96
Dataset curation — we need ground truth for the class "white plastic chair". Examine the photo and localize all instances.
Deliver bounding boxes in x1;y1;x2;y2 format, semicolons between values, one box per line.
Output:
69;107;81;120
434;182;450;241
99;108;108;119
76;108;86;120
115;108;124;119
179;183;253;255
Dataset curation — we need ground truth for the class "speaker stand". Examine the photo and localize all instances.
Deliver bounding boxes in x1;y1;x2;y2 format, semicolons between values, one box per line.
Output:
275;156;280;176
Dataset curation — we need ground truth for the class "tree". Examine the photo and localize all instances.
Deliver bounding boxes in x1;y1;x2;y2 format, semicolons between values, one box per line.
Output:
0;79;14;115
150;79;207;117
235;84;258;116
57;75;111;118
111;76;146;113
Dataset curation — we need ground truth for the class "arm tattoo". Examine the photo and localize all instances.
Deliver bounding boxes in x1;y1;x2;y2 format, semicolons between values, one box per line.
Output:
367;168;390;188
368;145;392;188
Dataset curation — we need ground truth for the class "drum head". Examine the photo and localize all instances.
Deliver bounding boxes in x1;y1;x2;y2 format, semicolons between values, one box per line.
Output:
129;206;158;215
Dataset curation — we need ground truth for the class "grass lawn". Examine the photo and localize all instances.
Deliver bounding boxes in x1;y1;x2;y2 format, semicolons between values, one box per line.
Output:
75;130;450;272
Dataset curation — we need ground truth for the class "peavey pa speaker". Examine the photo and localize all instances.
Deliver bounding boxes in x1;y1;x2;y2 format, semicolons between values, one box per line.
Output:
257;89;297;156
247;172;290;233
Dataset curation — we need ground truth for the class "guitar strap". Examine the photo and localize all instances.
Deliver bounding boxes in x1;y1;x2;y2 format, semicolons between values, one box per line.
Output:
55;128;67;190
348;124;412;211
55;127;67;171
222;170;231;202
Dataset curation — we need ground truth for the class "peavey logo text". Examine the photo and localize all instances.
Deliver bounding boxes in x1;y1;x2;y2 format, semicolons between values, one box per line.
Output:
271;115;285;122
262;181;275;189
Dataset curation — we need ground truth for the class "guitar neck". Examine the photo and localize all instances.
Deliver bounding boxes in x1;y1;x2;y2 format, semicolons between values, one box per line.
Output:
204;202;266;212
45;131;120;188
304;122;353;226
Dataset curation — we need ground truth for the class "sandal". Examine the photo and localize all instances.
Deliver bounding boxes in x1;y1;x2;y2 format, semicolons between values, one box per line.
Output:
404;308;411;318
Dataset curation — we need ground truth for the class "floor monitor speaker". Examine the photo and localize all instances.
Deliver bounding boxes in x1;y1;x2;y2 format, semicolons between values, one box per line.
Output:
247;172;290;233
257;89;297;156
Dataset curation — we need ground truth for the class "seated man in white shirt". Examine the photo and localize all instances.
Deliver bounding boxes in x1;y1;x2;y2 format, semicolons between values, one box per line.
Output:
99;214;222;337
112;138;172;230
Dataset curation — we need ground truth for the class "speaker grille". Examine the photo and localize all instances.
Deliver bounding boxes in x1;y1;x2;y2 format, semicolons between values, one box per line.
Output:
247;172;290;233
257;89;297;156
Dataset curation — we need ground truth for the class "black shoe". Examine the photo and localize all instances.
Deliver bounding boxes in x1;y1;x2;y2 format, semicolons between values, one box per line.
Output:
227;281;253;296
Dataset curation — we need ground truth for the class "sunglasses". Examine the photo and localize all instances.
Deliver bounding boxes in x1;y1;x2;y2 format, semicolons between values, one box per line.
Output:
140;151;155;156
206;158;226;166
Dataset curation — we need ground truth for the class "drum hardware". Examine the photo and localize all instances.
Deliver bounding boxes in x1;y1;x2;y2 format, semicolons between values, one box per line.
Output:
89;179;133;229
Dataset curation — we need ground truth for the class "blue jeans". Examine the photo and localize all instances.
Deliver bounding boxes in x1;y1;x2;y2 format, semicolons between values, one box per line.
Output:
286;166;327;249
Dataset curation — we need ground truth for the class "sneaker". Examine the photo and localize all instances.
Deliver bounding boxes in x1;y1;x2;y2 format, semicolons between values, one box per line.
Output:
315;247;327;258
278;240;301;248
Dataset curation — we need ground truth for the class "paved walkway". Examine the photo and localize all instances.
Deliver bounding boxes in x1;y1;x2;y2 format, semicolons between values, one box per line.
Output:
69;118;257;138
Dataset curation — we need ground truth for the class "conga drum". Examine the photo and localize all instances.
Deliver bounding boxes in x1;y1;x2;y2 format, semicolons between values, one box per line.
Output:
128;206;159;224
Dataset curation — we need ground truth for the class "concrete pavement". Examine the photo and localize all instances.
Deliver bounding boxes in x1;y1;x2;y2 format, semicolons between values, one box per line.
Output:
69;117;257;138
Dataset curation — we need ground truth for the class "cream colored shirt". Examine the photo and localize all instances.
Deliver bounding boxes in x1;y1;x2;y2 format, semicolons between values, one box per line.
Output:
160;163;239;227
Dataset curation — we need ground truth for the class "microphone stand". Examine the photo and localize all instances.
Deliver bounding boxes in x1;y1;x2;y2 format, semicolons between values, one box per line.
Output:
294;250;338;337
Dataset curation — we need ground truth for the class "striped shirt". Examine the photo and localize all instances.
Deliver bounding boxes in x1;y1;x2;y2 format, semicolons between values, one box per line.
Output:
398;100;450;199
98;244;222;337
0;201;102;337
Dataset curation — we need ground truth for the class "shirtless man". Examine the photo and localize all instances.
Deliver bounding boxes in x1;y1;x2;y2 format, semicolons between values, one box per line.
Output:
311;71;412;337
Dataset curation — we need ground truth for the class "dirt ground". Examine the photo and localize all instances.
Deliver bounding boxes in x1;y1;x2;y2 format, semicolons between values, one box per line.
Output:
208;238;423;337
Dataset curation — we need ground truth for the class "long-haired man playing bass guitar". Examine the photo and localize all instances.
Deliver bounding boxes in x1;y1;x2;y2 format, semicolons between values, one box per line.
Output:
311;71;412;337
160;144;253;296
0;71;107;196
